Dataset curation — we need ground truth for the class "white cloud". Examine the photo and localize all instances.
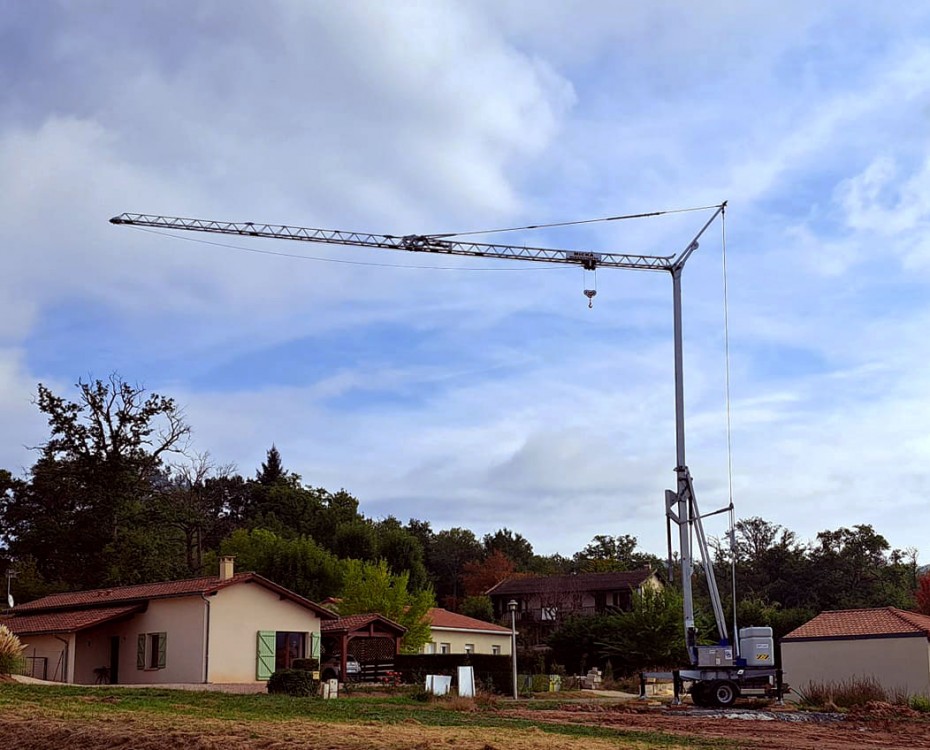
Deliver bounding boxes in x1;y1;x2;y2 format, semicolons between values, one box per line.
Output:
3;1;930;563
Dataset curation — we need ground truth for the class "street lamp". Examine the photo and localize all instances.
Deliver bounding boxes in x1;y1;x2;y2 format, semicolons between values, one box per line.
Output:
508;599;518;700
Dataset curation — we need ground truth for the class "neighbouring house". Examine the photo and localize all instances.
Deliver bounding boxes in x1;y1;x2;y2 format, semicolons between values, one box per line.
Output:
2;557;336;685
421;608;513;656
780;607;930;699
320;613;407;682
486;568;662;626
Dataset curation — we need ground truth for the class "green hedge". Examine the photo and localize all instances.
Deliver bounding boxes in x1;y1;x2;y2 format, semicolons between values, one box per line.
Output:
267;668;319;697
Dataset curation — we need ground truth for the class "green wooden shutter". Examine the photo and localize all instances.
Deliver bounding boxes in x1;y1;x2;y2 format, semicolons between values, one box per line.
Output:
256;631;275;680
157;633;167;669
137;634;145;670
308;632;320;659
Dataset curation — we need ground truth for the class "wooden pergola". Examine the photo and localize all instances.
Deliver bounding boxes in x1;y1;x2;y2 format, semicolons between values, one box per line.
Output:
320;613;407;682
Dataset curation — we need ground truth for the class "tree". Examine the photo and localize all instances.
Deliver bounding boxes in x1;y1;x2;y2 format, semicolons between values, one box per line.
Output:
460;595;495;623
573;534;662;573
218;528;344;602
337;559;435;653
599;587;691;674
157;454;240;575
256;445;286;486
375;522;429;591
482;528;534;570
2;376;191;589
461;550;515;597
916;571;930;615
428;528;482;610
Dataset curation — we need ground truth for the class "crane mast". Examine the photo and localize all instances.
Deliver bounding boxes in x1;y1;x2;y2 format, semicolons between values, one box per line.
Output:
110;207;731;662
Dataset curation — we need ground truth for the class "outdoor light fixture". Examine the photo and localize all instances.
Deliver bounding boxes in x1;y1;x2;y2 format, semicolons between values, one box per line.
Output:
508;599;518;700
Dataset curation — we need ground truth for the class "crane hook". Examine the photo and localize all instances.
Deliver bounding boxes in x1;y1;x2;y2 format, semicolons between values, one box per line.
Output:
584;289;597;308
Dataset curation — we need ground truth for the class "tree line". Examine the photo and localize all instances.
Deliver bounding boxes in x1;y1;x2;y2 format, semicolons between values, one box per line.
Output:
0;376;926;665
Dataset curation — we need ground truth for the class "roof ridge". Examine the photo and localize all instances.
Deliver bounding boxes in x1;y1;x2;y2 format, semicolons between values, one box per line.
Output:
889;607;930;632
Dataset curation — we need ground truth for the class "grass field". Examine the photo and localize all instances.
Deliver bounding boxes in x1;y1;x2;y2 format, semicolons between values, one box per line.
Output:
0;683;729;750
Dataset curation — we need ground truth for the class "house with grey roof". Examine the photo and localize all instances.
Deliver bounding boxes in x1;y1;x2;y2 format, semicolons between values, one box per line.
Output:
486;568;661;626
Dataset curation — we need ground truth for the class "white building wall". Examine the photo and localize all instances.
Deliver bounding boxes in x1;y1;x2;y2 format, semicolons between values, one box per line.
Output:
17;634;72;682
424;628;512;655
781;636;930;699
207;582;322;683
69;597;207;685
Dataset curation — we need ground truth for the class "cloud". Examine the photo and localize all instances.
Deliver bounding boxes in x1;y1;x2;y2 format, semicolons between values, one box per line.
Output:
3;1;930;563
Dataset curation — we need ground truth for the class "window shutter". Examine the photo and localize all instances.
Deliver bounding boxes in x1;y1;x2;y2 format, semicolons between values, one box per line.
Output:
256;631;275;680
137;634;145;670
157;633;167;669
308;632;320;659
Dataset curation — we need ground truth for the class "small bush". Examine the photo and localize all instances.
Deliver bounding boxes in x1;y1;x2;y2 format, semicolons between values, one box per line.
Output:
267;669;319;697
0;626;25;675
910;694;930;713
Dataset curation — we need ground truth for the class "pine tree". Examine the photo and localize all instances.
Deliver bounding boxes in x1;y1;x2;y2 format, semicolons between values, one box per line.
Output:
257;445;286;486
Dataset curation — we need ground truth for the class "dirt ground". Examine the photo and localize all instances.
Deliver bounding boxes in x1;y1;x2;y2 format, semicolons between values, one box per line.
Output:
502;701;930;750
2;700;929;750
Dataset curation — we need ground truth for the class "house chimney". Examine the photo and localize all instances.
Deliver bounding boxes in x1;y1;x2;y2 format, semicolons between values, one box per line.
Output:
219;556;235;581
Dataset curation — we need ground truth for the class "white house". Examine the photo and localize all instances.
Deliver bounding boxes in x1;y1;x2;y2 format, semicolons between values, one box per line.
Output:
421;608;513;656
3;557;336;684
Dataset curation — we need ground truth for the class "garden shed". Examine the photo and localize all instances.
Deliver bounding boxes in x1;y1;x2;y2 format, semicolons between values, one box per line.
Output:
780;607;930;699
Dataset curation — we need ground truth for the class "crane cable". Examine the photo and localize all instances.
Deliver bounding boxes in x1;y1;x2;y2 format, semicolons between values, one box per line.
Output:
428;203;723;239
721;205;740;651
128;226;564;272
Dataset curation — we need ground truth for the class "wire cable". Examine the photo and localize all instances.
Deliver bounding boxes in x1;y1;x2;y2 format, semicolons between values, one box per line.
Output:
130;226;566;272
720;205;740;649
428;203;725;239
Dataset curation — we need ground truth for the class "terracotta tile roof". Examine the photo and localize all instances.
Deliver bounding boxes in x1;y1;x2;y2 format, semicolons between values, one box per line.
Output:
783;607;930;641
4;604;145;636
486;568;656;596
427;608;511;633
321;613;407;635
12;572;336;620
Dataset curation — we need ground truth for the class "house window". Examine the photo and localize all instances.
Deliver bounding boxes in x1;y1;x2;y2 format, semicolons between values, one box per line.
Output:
275;632;305;671
439;643;451;654
423;642;436;654
256;631;314;680
541;606;558;621
137;632;167;670
464;644;474;654
492;645;501;656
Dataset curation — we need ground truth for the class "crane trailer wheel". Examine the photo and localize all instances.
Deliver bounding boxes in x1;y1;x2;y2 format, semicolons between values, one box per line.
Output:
711;680;739;708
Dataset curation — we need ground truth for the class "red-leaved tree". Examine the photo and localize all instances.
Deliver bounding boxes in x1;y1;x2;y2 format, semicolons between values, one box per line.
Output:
916;572;930;615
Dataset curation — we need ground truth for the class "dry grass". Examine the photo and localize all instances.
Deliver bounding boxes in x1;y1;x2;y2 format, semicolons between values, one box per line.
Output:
0;704;688;750
0;626;25;675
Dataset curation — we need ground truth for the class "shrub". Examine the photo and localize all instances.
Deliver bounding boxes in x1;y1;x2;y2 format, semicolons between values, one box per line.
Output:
267;668;319;697
910;694;930;713
0;626;25;675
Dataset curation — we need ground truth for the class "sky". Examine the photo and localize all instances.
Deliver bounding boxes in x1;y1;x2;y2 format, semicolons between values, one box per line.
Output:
2;1;930;563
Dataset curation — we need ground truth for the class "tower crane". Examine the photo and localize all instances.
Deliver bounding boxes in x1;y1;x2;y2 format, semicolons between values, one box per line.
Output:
110;205;783;706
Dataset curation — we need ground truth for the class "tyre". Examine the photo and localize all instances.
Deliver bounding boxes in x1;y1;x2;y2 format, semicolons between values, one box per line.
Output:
710;680;738;708
690;682;712;707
